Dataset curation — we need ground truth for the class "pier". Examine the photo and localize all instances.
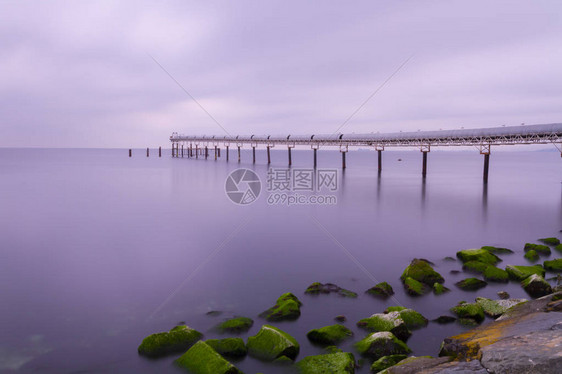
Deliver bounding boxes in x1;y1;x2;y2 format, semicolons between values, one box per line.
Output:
169;123;562;183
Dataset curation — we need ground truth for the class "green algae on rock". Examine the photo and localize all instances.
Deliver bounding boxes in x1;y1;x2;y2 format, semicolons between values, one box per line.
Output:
475;297;527;318
402;276;428;296
400;259;444;285
462;261;489;273
217;317;253;333
366;282;394;298
456;248;501;265
544;258;562;271
432;282;450;295
306;324;353;345
296;352;355;374
481;246;514;254
304;282;357;298
524;250;539;261
556;244;562;252
259;293;302;321
205;338;247;357
175;341;241;374
355;331;411;360
247;325;300;361
538;237;560;246
521;274;552;298
482;265;509;282
524;243;551;255
138;325;202;357
383;307;428;330
505;265;545;281
455;277;487;291
450;302;485;323
356;312;411;341
370;354;408;373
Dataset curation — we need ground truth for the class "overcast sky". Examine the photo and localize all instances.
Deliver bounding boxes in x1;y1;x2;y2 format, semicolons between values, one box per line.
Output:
1;1;561;148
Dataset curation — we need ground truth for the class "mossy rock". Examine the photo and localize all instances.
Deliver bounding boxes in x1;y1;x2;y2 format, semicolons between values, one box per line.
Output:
505;265;545;281
175;341;241;374
544;258;562;271
217;317;253;333
138;325;202;357
296;352;355;373
259;293;302;321
475;297;527;318
356;312;411;341
367;282;394;298
521;274;552;298
538;237;560;246
334;315;346;323
247;325;299;361
456;248;500;265
306;324;353;345
325;346;343;354
482;266;509;282
402;277;428;296
400;259;444;285
304;282;357;298
433;315;456;324
432;282;450;295
355;331;411;360
524;243;551;255
383;307;428;330
555;244;562;252
481;246;514;254
524;250;539;262
450;302;484;323
462;261;489;273
455;277;487;291
205;338;247;357
370;354;408;373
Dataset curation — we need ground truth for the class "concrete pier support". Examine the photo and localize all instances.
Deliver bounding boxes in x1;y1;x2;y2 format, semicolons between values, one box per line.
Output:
159;146;162;157
181;145;184;157
341;151;346;169
226;146;229;161
205;147;208;159
195;145;199;159
252;147;256;164
483;153;490;184
238;146;241;162
378;150;382;173
214;146;217;160
422;151;428;177
267;146;271;164
218;148;221;158
147;148;150;157
313;148;317;168
288;147;292;166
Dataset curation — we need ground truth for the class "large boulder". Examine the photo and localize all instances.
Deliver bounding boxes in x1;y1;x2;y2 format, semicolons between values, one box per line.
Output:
305;282;357;298
482;266;509;282
355;331;411;360
247;325;299;361
543;258;562;271
455;278;487;291
384;307;428;330
450;302;485;323
138;325;202;357
296;352;355;373
474;297;527;318
402;277;428;296
370;354;408;373
505;265;545;281
307;324;353;345
456;249;500;265
400;259;444;285
216;317;253;333
521;274;552;298
205;338;247;357
175;341;241;374
259;293;302;321
524;243;551;255
356;312;411;341
367;282;394;298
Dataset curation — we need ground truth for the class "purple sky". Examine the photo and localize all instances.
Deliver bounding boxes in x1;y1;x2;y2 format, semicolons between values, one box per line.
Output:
1;1;562;148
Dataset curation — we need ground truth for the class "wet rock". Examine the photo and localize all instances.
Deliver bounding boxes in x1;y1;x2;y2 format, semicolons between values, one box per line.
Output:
367;282;394;298
259;292;302;321
379;356;455;374
497;291;510;299
205;338;247;357
296;352;355;373
524;243;551;255
474;297;527;318
335;315;347;322
455;278;487;291
544;258;562;271
370;354;408;372
450;302;484;323
325;345;343;353
175;341;241;374
442;256;456;261
306;324;353;345
556;243;562;252
384;307;428;330
462;261;508;282
481;246;514;254
206;311;222;316
456;248;500;265
524;249;539;261
354;331;411;360
138;325;202;358
538;237;560;246
432;282;450;295
449;270;461;274
433;316;456;324
505;264;545;281
247;325;299;361
521;274;552;298
305;282;357;298
357;312;411;341
400;259;444;286
402;277;428;296
462;261;489;273
216;317;253;333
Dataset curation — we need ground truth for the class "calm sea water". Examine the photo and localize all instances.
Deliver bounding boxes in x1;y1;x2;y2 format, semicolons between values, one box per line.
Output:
0;147;561;373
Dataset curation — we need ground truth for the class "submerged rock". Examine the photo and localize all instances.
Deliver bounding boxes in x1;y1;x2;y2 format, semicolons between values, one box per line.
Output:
544;258;562;271
455;278;487;291
524;250;539;261
402;277;428;296
456;248;500;265
296;352;355;373
384;307;428;330
521;274;552;298
450;302;485;323
366;282;394;298
305;282;357;298
433;315;456;324
505;265;545;281
138;325;202;358
524;243;551;255
356;312;411;341
247;325;299;361
355;331;411;360
259;293;302;321
538;237;560;246
432;282;450;295
400;259;444;285
217;317;253;333
306;324;353;345
370;354;408;373
442;256;456;261
481;245;514;254
497;291;510;299
205;338;247;357
175;341;241;374
334;315;347;322
475;297;527;318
